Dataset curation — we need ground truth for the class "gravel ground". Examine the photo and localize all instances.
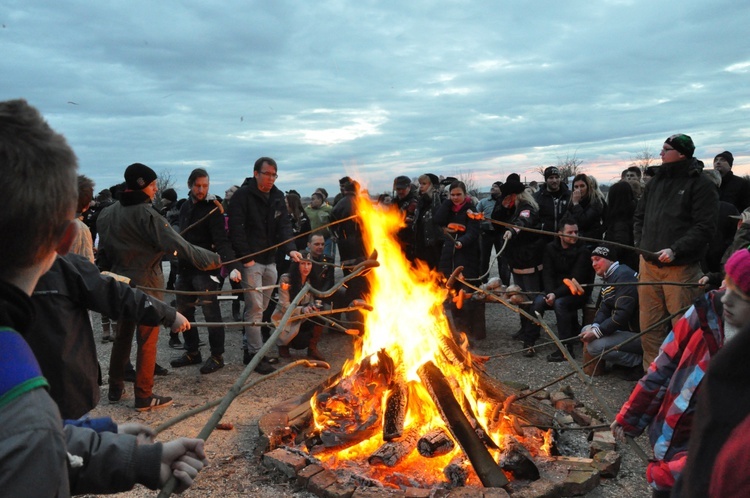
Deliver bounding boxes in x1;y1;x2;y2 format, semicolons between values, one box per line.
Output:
84;266;652;497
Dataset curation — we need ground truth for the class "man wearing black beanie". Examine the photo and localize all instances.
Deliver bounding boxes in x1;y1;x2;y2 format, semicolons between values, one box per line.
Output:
713;150;750;212
98;163;222;411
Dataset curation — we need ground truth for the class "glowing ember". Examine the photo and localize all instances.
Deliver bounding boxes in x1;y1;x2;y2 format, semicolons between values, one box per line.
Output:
307;195;550;487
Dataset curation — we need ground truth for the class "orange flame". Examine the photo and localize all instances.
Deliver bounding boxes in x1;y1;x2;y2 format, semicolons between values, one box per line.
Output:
309;195;550;486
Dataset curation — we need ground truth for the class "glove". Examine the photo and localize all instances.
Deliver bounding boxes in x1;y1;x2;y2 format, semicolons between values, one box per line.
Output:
229;269;241;282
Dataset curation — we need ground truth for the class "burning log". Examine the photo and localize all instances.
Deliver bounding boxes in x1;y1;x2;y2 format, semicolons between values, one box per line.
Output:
368;428;420;467
498;434;540;480
444;456;469;488
382;378;409;441
306;350;396;454
418;428;455;457
417;361;509;488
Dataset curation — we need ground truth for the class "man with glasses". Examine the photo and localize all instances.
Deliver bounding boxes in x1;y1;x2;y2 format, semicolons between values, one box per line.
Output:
228;157;301;373
633;134;717;369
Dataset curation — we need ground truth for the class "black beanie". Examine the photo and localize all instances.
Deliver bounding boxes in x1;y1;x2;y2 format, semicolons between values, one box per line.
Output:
124;163;157;190
714;151;734;167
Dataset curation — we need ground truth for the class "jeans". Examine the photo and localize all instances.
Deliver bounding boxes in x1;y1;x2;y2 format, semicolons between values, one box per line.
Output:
176;271;224;357
586;330;643;368
324;237;335;258
638;256;702;370
241;263;277;353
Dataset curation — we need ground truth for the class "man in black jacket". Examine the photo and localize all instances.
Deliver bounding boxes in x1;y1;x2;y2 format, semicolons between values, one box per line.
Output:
634;134;718;369
228;157;302;373
534;166;571;235
522;217;594;361
170;168;242;374
714;150;750;213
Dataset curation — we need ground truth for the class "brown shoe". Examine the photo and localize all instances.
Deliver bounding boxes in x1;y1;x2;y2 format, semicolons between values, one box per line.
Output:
307;346;326;362
278;346;291;358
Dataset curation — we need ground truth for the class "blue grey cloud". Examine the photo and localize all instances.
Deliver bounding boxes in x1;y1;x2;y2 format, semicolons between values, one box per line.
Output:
2;0;749;196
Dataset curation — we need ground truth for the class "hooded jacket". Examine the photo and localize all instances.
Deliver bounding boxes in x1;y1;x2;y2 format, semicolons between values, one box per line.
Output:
28;253;177;419
96;190;220;290
634;158;718;265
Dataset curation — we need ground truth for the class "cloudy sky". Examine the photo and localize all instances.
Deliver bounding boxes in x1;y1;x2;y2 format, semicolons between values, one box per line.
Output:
3;1;749;197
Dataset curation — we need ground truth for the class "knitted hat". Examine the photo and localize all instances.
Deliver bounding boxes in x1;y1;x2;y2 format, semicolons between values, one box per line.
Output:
492;181;503;188
393;175;411;189
544;166;560;180
725;248;750;297
506;173;521;183
591;244;618;262
426;173;440;186
500;177;525;196
124;163;157;190
664;134;695;157
160;188;177;203
315;187;329;199
714;151;734;167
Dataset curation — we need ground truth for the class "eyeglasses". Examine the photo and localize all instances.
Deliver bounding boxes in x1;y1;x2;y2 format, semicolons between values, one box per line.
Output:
258;171;278;179
661;146;676;153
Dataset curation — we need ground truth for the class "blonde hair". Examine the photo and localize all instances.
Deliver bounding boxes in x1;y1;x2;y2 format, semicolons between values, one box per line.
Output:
517;188;539;211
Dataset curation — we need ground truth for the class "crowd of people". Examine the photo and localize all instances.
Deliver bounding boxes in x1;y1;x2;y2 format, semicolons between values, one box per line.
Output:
2;97;749;496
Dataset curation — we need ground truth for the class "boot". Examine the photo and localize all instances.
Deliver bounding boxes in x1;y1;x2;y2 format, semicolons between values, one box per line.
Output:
278;346;291;358
307;325;326;362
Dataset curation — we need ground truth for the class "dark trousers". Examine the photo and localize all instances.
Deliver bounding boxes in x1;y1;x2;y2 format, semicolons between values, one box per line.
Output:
176;271;224;357
109;319;159;399
480;231;510;284
523;294;587;345
513;270;543;339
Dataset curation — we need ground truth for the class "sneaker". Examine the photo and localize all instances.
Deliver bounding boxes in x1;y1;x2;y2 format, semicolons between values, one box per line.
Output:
135;394;173;411
169;336;183;349
171;351;202;368
522;344;536;358
546;350;565;362
108;385;123;402
154;363;169;376
200;355;225;374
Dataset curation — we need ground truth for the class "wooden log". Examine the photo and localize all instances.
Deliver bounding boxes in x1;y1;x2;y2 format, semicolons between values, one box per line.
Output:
368;428;420;467
306;349;396;454
444;455;469;488
382;379;409;441
417;428;455;457
498;434;540;480
417;361;509;488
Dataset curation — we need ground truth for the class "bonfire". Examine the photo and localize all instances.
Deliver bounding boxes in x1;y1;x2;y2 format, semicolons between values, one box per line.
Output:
291;196;555;489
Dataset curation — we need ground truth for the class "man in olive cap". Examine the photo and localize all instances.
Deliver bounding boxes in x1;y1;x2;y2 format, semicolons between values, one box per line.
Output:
633;133;718;370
